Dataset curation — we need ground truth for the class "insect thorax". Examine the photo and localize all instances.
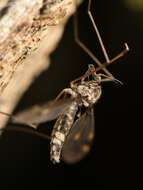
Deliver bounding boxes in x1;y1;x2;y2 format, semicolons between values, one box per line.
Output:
75;81;102;107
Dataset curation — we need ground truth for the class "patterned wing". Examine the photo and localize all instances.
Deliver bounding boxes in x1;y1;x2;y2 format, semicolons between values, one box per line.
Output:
12;99;73;127
62;107;95;164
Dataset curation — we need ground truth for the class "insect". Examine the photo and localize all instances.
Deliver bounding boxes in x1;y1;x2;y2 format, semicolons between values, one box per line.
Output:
0;0;129;164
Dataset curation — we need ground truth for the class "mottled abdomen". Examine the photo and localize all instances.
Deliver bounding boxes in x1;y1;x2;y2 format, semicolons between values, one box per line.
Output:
50;101;78;163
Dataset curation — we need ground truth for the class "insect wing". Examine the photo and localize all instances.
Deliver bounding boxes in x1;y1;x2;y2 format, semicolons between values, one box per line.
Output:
12;99;73;127
62;107;95;164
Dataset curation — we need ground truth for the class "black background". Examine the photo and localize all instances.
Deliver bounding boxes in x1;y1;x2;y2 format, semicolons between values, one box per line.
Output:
0;0;142;189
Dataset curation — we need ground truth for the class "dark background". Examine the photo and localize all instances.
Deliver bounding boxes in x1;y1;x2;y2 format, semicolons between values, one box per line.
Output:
0;0;142;189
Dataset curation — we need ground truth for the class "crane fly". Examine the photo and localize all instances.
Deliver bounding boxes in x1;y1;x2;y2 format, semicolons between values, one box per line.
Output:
0;0;129;164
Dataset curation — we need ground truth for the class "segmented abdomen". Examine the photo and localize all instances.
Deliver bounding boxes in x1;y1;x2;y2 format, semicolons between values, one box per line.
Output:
50;101;78;163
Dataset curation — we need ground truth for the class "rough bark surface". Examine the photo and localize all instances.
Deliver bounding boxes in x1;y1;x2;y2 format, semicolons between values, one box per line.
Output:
0;0;76;128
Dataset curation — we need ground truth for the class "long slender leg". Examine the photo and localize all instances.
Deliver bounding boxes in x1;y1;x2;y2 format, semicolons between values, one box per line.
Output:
88;0;110;63
88;0;129;72
0;110;39;129
73;0;113;77
0;110;12;117
1;126;51;140
55;89;68;100
70;70;91;86
70;75;84;86
55;88;78;100
96;43;129;72
70;68;94;86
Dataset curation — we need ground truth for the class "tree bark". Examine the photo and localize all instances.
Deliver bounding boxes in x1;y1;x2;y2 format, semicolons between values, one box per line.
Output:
0;0;76;128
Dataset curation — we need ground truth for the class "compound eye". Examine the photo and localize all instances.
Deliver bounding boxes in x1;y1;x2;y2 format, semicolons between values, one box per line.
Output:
88;64;95;70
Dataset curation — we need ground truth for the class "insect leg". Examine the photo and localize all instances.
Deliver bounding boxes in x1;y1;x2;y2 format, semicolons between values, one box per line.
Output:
73;0;113;77
87;0;129;75
25;123;38;129
0;110;12;117
55;89;70;100
70;69;94;86
0;110;39;129
0;126;51;140
70;72;91;86
88;0;110;63
96;43;129;72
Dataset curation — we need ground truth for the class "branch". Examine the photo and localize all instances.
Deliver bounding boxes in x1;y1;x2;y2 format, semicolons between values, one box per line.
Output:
0;0;76;128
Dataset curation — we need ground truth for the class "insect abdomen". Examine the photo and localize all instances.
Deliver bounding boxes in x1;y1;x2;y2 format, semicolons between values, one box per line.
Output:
50;101;78;163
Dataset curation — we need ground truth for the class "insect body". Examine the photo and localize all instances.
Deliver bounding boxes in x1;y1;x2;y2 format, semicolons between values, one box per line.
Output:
0;0;129;164
50;65;102;163
0;64;115;164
